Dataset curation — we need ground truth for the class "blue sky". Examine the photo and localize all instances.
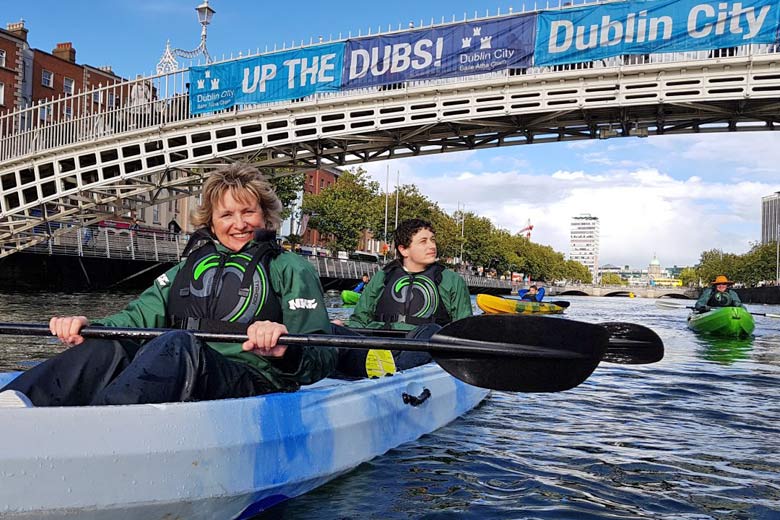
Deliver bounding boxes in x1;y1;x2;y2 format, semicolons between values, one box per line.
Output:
5;0;780;269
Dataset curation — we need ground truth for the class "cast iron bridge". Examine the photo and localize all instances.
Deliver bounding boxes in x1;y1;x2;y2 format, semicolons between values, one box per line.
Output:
1;9;779;258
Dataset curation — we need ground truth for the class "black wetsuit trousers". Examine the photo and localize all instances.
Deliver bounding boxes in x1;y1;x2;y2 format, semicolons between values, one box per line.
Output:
1;330;273;406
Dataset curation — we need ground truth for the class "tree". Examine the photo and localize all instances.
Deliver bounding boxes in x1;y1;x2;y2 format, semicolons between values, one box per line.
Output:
302;167;382;253
600;273;624;285
267;169;305;222
679;267;699;287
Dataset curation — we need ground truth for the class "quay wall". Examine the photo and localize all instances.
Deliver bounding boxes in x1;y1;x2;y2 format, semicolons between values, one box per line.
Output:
0;253;512;294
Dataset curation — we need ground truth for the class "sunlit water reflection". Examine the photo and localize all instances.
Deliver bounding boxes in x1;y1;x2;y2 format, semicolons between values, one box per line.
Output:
1;292;778;518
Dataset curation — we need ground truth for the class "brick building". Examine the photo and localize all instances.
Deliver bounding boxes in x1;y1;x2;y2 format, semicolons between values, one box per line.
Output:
300;167;341;247
0;21;125;119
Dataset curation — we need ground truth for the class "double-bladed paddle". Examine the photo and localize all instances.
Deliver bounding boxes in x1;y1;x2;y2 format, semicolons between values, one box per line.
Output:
654;299;780;318
0;314;663;393
352;320;662;365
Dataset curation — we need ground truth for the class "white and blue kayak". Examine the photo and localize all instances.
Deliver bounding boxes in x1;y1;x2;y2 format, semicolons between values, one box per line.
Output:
0;364;488;519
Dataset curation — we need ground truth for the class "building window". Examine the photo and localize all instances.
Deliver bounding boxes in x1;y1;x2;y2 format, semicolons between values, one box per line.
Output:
64;105;72;119
0;50;5;68
39;105;50;121
0;83;4;106
63;77;75;95
152;204;160;224
42;69;54;88
107;92;116;107
92;91;102;104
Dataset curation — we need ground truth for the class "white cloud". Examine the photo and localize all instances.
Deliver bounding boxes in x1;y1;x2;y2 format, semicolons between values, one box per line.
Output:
361;138;780;270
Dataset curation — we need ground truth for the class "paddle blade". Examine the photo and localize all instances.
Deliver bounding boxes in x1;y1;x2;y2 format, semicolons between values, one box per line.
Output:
431;315;608;392
602;322;664;364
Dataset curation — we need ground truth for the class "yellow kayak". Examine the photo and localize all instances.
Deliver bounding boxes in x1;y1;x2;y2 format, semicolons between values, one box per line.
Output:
476;294;566;315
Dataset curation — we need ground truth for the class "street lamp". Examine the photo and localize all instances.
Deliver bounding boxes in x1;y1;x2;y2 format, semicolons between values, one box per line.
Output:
156;0;216;74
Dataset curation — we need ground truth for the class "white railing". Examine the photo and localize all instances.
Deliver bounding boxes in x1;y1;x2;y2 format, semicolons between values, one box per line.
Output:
1;34;777;164
24;225;186;262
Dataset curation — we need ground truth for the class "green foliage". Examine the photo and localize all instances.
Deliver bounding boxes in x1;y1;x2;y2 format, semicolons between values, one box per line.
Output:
302;167;382;253
694;242;778;287
601;273;625;285
679;267;699;287
268;169;306;221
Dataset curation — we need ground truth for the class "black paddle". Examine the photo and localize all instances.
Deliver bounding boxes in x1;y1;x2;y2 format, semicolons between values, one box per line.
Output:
0;315;616;393
654;299;780;318
352;320;662;365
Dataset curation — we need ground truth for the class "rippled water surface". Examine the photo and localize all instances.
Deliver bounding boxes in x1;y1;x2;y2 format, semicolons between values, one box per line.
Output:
1;292;779;519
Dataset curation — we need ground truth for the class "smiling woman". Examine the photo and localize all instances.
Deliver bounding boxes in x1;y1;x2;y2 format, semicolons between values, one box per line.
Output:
0;163;337;408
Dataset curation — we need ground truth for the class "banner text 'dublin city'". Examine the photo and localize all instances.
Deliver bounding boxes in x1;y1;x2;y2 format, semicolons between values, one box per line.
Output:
189;0;780;114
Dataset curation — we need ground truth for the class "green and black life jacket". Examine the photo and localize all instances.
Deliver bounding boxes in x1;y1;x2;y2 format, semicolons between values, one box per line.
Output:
167;228;283;333
373;260;451;327
707;289;735;307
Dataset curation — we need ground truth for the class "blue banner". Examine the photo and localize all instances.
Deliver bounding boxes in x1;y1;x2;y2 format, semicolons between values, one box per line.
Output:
535;0;780;66
189;43;344;114
343;14;536;88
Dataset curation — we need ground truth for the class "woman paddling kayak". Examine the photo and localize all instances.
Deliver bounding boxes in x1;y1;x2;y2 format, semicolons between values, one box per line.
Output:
0;164;336;407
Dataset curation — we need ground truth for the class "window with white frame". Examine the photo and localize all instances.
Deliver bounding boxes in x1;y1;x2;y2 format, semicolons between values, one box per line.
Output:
92;91;101;104
0;82;5;106
39;105;50;121
41;69;54;88
63;77;75;95
64;105;72;119
107;92;116;107
0;50;6;68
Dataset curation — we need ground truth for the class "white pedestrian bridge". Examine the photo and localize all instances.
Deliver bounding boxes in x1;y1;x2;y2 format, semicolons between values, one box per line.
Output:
1;7;779;258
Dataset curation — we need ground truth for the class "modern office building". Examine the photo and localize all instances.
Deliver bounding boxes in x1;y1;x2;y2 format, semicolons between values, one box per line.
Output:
762;192;780;244
570;213;600;281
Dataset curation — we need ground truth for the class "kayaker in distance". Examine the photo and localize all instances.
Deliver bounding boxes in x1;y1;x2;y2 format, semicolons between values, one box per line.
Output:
694;275;743;312
352;273;370;293
334;218;472;377
0;164;336;408
521;285;539;301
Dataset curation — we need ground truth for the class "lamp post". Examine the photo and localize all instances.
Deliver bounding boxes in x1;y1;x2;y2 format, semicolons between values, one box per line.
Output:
156;0;216;74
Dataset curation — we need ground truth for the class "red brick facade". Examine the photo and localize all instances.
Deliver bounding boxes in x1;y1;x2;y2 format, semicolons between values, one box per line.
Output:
301;168;340;247
0;21;125;118
0;24;25;113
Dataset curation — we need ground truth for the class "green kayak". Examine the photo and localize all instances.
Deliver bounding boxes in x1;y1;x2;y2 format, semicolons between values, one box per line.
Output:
341;290;361;305
687;306;755;338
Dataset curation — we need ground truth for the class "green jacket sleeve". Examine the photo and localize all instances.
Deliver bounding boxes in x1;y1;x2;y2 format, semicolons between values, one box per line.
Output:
266;252;336;384
94;263;181;328
729;289;743;307
441;270;473;321
695;287;712;310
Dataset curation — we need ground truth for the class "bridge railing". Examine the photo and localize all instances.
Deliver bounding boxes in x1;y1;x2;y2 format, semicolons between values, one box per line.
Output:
1;40;778;164
24;226;186;262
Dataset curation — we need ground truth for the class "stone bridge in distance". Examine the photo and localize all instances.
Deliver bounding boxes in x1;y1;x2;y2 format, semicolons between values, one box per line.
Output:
547;284;697;299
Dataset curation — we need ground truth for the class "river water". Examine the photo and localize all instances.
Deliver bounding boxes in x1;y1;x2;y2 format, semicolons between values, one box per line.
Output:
1;292;778;519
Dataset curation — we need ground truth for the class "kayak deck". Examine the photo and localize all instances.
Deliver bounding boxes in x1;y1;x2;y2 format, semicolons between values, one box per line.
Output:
687;306;755;338
476;293;564;315
340;290;360;305
0;364;487;519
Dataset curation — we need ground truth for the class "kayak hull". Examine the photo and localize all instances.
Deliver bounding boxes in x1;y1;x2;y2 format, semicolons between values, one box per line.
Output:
686;306;755;338
0;364;488;519
476;293;564;315
340;290;360;305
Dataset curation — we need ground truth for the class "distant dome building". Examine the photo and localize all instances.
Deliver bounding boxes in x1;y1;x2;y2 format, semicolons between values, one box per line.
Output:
648;254;662;279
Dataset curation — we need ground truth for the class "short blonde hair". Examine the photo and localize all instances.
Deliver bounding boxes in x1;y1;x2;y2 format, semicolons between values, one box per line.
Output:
191;163;282;231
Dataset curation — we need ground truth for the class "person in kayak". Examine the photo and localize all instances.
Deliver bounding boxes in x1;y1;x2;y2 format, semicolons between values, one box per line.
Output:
0;164;337;407
352;273;370;293
521;285;539;301
694;275;743;312
334;218;472;377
